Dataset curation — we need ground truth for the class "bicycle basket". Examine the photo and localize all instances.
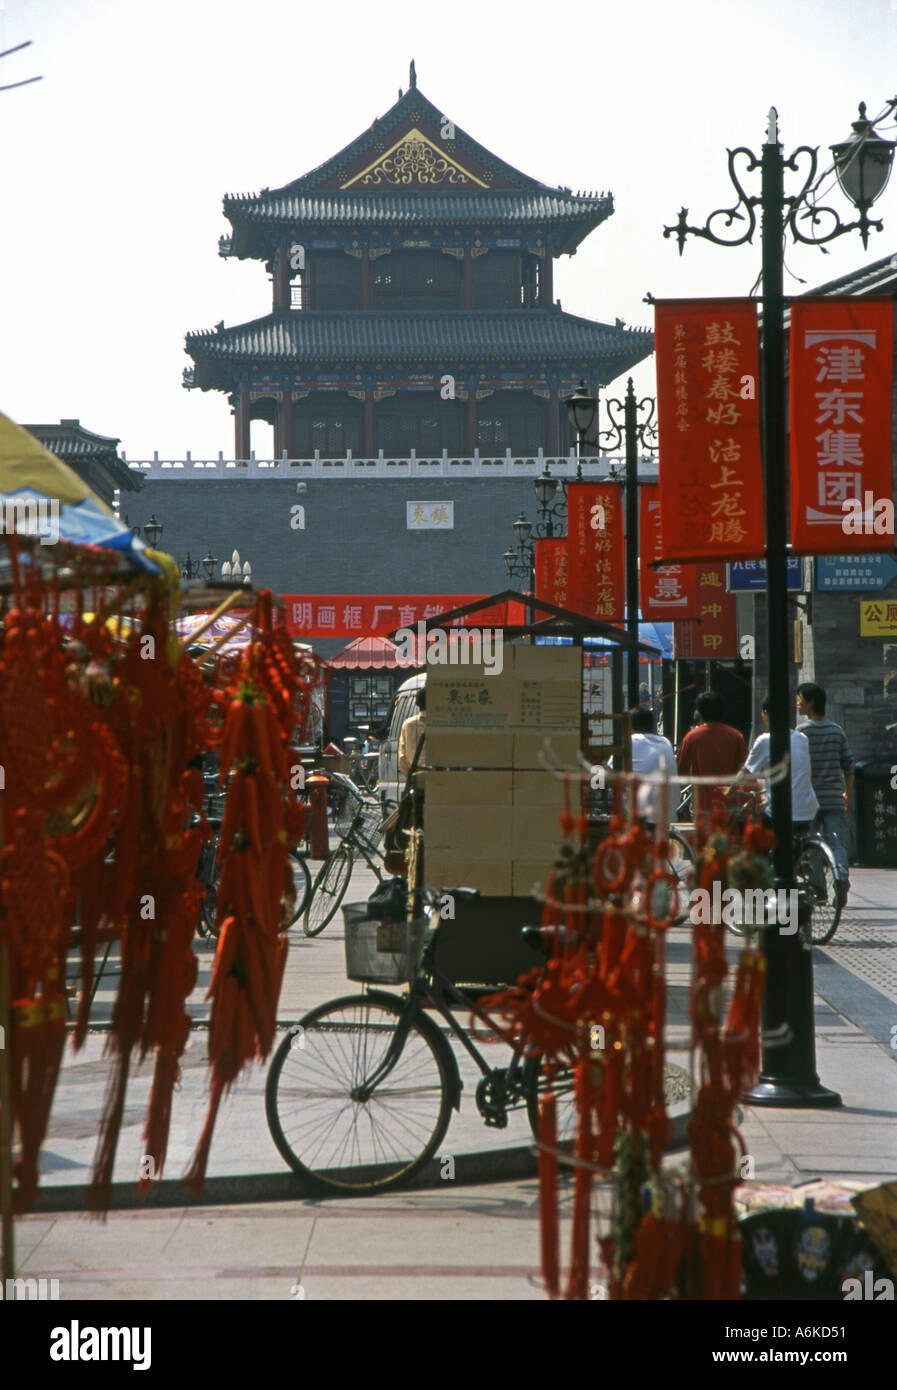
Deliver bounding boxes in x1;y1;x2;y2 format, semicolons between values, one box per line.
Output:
328;774;363;839
357;798;386;847
342;903;428;984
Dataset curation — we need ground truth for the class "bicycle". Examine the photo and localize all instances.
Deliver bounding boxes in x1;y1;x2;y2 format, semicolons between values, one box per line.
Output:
722;822;842;946
302;771;391;938
265;887;577;1194
794;825;842;946
195;770;312;939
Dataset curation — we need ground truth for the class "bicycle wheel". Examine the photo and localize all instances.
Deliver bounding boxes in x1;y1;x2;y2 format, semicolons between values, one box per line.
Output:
303;843;353;937
197;826;221;938
265;993;454;1194
796;839;842;946
662;830;695;927
282;848;313;929
523;1055;578;1147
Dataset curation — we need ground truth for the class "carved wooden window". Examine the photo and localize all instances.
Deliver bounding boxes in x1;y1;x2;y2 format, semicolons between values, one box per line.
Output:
372;251;461;309
314;252;362;310
471;251;518;310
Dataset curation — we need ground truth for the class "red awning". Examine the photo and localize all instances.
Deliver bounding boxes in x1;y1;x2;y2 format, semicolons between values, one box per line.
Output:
329;635;424;669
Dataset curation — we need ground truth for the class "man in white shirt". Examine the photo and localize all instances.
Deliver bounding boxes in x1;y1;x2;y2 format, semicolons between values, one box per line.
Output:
621;705;677;826
743;698;819;828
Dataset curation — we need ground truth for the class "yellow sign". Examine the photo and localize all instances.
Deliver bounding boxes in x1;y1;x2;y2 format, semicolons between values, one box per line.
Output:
860;600;897;636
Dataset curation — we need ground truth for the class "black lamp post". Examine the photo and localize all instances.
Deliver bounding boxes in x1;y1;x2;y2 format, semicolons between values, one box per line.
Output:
665;100;896;1108
597;380;658;705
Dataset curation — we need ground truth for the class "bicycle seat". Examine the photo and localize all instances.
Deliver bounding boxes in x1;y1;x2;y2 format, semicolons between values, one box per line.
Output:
520;924;571;953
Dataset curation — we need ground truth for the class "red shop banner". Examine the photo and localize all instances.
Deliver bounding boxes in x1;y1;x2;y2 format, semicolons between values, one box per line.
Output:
790;298;895;554
282;595;523;640
639;484;698;617
655;299;765;562
673;562;738;659
534;537;569;609
566;482;625;621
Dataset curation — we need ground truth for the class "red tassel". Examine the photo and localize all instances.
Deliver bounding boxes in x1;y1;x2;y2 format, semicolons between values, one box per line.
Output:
564;1061;593;1299
538;1091;560;1299
182;1071;227;1196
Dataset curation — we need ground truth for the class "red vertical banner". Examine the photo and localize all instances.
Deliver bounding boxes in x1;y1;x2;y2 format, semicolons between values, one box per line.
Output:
655;300;765;561
534;537;569;608
673;562;738;658
790;298;894;553
639;484;698;617
566;483;625;621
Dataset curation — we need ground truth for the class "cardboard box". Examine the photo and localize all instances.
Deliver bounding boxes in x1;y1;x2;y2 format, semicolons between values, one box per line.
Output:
427;771;513;805
512;644;582;681
512;852;557;895
427;730;514;769
512;770;568;808
512;805;567;844
425;804;512;853
426;857;513;897
513;731;580;769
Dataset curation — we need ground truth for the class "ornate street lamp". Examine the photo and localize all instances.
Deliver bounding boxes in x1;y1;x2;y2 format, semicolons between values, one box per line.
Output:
597;381;658;706
564;379;598;477
143;515;163;548
830;103;896;247
664;99;897;1110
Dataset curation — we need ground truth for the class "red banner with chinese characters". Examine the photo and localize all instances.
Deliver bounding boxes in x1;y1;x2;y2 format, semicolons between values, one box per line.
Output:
534;538;569;609
655;299;765;561
639;484;698;617
790;298;894;554
566;483;625;621
673;562;738;659
282;595;525;639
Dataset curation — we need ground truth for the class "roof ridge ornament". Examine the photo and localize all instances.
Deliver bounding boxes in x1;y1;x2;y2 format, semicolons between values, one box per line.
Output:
409;58;416;89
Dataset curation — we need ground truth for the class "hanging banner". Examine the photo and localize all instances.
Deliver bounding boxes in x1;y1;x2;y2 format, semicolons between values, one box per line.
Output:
282;594;524;639
639;484;698;617
655;299;765;561
566;482;625;621
534;537;569;609
673;562;738;659
790;298;894;554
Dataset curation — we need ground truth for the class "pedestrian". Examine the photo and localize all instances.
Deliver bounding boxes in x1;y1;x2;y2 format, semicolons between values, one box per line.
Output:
621;705;677;826
677;689;747;777
796;681;854;901
677;689;748;819
398;685;426;777
741;697;819;829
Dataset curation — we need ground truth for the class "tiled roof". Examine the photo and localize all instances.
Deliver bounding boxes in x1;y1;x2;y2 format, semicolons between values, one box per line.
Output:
224;190;612;226
25;421;140;494
800;249;897;298
186;310;653;365
223;84;612;255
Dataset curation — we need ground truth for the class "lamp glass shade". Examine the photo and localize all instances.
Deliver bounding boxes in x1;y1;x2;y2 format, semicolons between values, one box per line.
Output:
533;470;558;506
831;110;895;209
564;380;597;438
202;551;217;580
144;515;162;547
503;548;516;573
513;514;533;544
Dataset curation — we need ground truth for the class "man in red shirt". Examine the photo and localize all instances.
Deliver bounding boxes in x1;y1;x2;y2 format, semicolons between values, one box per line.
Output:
677;690;747;790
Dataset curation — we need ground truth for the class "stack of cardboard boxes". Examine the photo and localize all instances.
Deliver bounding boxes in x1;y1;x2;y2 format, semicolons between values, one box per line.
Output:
425;645;581;895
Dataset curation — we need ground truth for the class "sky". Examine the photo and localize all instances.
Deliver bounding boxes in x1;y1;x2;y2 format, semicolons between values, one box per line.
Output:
1;0;896;460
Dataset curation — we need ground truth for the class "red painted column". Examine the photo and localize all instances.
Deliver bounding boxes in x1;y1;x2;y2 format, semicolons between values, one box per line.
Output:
273;247;290;311
363;393;375;457
547;389;560;455
462;250;473;309
235;392;251;460
275;395;293;458
542;252;554;307
465;390;478;454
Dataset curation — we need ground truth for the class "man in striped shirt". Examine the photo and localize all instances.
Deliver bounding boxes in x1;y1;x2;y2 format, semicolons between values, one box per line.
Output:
796;681;854;901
